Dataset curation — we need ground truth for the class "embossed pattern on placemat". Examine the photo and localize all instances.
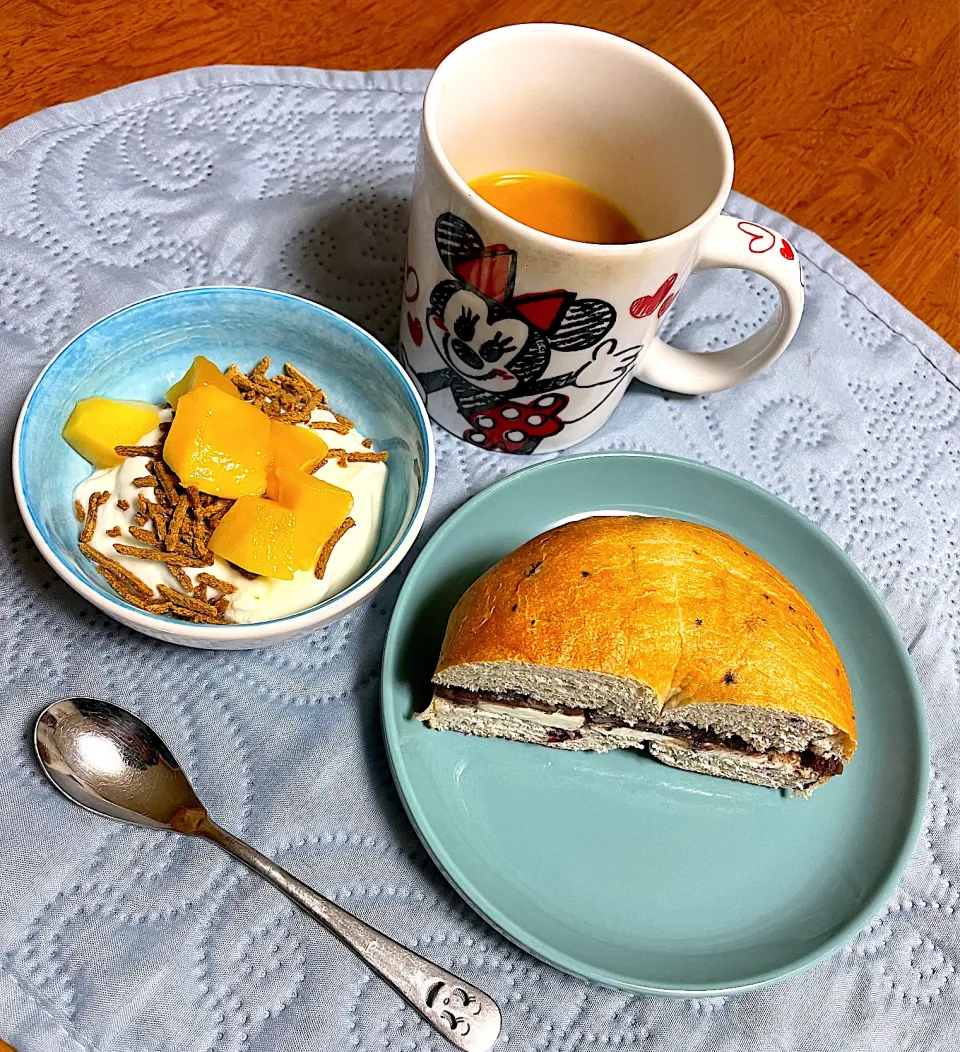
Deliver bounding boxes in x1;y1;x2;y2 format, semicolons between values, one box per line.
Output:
0;66;957;1052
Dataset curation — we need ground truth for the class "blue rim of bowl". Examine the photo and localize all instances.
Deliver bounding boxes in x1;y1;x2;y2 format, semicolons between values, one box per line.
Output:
12;286;436;640
381;450;930;996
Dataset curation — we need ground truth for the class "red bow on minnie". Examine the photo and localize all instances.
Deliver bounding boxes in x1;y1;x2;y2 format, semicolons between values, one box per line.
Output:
453;242;577;337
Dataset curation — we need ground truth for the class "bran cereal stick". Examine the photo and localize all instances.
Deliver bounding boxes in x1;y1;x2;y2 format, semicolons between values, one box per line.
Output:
314;517;356;580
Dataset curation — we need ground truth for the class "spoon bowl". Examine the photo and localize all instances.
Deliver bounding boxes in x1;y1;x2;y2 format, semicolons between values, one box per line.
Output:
35;698;202;829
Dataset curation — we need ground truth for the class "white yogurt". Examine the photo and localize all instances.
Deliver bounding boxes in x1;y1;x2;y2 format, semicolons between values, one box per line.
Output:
74;406;387;624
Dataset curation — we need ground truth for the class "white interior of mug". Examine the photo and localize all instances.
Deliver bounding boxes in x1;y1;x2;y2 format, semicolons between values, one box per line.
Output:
426;24;734;243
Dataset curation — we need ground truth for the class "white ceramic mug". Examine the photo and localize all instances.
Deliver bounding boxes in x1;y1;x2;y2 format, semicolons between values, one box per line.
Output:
399;23;804;455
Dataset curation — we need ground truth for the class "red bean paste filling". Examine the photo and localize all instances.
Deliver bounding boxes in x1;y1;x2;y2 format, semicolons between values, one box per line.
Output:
431;685;843;778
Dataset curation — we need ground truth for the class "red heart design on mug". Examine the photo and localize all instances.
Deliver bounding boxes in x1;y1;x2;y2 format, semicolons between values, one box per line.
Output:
407;312;423;346
737;221;776;254
780;239;795;261
404;264;420;303
630;273;678;319
657;292;677;319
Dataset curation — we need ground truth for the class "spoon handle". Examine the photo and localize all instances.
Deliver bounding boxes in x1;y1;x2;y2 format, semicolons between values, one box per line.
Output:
201;820;501;1052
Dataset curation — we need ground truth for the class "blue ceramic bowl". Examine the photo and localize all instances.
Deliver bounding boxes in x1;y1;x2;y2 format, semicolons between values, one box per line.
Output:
13;287;434;649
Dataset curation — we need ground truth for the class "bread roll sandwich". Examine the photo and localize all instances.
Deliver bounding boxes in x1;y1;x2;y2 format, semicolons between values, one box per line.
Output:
418;516;856;794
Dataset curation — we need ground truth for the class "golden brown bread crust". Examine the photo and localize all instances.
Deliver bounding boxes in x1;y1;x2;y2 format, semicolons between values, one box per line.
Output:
435;516;856;756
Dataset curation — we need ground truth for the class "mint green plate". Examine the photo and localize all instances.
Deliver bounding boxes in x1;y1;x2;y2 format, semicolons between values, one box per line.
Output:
381;452;928;995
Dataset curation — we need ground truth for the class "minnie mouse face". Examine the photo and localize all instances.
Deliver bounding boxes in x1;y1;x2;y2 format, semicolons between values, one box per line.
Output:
422;212;616;401
430;287;531;393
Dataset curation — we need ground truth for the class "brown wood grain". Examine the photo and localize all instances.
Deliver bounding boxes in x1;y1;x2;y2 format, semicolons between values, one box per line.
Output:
2;0;957;344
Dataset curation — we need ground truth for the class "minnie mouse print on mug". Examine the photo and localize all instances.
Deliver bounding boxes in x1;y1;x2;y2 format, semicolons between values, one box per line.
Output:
399;24;805;455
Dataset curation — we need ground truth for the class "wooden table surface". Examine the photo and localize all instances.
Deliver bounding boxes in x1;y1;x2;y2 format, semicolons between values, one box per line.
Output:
2;0;957;345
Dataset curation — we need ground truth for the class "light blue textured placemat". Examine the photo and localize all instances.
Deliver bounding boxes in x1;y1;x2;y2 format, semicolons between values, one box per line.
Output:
0;66;957;1052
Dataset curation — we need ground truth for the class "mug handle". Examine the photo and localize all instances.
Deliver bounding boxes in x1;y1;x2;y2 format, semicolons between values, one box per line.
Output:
632;214;804;394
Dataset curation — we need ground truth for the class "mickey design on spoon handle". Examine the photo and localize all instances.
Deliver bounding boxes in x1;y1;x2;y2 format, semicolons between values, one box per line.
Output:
199;819;502;1052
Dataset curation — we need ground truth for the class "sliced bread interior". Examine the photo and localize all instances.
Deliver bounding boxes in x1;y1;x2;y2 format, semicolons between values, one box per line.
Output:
420;515;856;794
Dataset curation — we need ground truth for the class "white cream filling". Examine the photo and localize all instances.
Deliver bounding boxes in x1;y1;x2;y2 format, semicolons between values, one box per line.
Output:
654;740;802;768
74;405;386;624
476;702;585;730
732;749;799;768
599;725;688;747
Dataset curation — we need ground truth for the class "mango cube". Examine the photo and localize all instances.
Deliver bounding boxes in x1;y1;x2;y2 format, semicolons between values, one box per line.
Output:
265;420;329;500
163;385;270;498
208;496;296;579
166;355;241;409
277;466;354;571
63;397;160;469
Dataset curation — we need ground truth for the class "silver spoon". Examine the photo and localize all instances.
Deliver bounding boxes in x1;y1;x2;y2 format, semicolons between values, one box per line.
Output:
34;698;501;1052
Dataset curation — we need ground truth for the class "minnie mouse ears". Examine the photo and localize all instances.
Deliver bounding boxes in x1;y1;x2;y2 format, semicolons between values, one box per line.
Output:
434;212;615;345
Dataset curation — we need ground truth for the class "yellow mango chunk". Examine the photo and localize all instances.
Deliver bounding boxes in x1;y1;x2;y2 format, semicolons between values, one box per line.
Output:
209;496;296;579
163;385;270;498
264;420;329;500
63;397;160;469
277;466;354;571
166;355;241;409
